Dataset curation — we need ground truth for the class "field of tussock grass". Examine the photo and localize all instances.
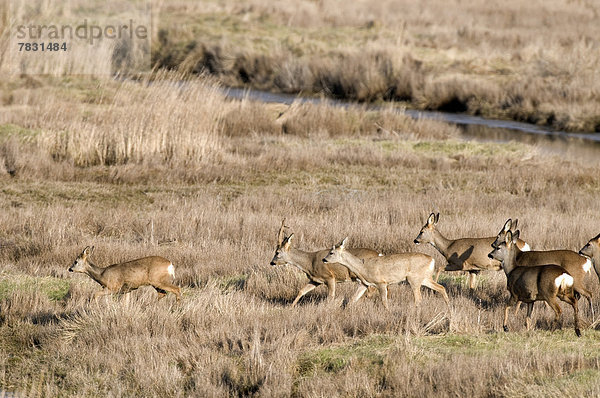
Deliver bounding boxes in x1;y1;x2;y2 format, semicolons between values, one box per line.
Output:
0;73;600;396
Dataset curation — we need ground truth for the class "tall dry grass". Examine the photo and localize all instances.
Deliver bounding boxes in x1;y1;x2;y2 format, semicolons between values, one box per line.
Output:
0;73;225;169
2;0;150;76
0;74;465;181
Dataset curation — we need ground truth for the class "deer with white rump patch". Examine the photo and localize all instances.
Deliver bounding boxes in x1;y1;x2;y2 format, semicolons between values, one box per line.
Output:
488;231;581;337
69;246;181;302
269;220;381;306
322;237;449;309
494;219;593;316
414;213;529;289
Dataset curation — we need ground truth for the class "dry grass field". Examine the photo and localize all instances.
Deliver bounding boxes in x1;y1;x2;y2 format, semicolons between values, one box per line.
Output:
1;1;600;397
0;73;599;397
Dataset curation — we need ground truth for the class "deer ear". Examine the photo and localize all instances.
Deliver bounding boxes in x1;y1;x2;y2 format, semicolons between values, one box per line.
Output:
505;231;512;244
283;233;294;250
512;219;518;230
503;219;512;233
427;213;436;225
435;213;440;224
339;237;348;249
512;230;520;243
83;246;93;256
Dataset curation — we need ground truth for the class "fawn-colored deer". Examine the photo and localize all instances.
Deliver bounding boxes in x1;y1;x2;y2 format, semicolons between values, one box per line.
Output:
322;237;449;309
414;213;529;289
69;246;181;302
269;220;381;306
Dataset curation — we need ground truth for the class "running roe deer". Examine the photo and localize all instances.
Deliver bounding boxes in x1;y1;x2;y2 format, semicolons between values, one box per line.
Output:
414;213;529;289
269;220;381;306
68;246;181;302
495;219;593;315
322;237;449;309
488;231;581;337
579;233;600;283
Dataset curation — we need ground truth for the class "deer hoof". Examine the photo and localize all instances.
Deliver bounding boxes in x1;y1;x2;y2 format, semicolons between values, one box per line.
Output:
575;328;581;337
503;325;509;332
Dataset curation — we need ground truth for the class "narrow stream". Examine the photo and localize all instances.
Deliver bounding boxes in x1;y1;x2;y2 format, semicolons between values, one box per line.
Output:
223;87;600;145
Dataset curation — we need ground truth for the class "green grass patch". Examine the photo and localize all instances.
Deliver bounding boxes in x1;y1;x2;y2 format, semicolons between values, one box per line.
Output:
0;274;70;301
0;124;40;141
297;331;600;379
298;335;393;376
412;330;600;358
0;182;156;207
217;274;248;291
500;368;600;397
410;140;524;157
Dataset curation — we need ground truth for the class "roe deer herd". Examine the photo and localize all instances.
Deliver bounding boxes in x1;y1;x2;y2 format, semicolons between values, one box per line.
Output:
68;213;600;337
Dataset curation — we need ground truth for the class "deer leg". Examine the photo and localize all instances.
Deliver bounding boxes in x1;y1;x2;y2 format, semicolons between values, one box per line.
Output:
575;285;593;320
525;302;534;331
408;279;423;306
422;278;449;306
574;299;582;337
514;301;522;315
156;283;181;302
546;297;563;330
559;294;582;337
325;278;336;300
291;281;319;307
377;283;389;310
434;267;442;283
468;271;478;290
155;287;167;300
350;284;369;304
503;294;519;332
572;297;582;337
94;289;112;302
365;285;378;298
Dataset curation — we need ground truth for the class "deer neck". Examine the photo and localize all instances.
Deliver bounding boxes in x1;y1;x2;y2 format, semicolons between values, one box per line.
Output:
429;229;454;258
287;248;316;276
339;251;372;286
501;246;520;276
590;253;600;283
84;261;107;287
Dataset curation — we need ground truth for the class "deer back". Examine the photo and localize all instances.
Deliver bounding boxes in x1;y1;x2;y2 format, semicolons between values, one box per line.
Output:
360;252;434;283
517;250;589;278
103;256;172;289
311;248;380;282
